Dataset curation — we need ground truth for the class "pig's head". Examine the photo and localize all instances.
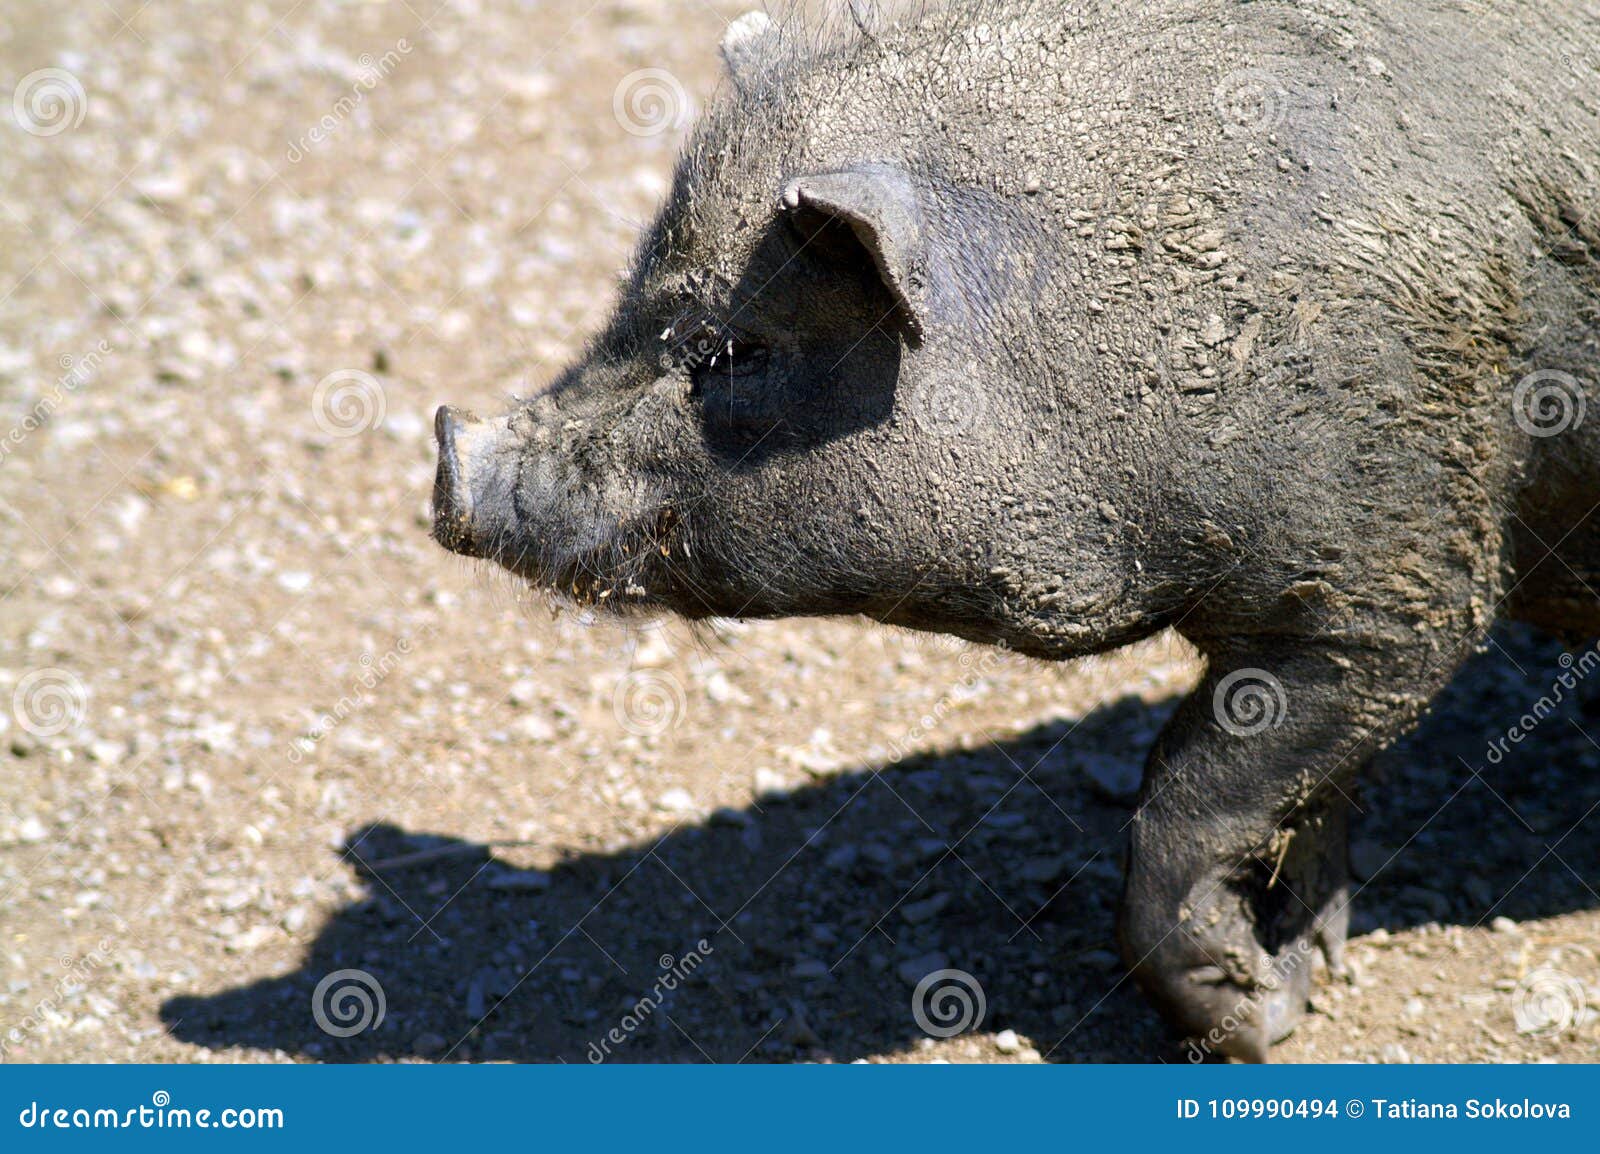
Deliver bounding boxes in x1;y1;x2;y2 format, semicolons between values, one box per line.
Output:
432;13;1136;652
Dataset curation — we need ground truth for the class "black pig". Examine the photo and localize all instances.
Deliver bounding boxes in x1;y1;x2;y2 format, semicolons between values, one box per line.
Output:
432;1;1600;1058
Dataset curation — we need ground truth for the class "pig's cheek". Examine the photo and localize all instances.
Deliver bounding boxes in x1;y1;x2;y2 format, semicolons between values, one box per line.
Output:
616;381;696;461
643;377;689;410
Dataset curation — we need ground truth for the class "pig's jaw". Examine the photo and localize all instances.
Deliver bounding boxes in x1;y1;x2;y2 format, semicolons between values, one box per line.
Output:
508;505;691;615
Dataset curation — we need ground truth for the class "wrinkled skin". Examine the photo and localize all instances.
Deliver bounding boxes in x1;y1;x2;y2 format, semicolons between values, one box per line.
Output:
433;0;1600;1059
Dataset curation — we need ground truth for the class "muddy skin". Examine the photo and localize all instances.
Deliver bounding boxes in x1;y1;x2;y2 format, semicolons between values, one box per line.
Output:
432;1;1600;1059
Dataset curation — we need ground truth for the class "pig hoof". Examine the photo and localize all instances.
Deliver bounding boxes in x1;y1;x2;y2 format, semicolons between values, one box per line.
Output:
1168;944;1313;1062
1122;868;1347;1061
1260;968;1311;1046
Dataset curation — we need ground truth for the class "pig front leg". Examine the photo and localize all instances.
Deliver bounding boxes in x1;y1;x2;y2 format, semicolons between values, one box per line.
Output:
1116;631;1470;1061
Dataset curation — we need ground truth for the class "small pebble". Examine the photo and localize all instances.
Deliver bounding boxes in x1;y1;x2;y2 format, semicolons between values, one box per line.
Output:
1080;752;1142;803
487;868;551;892
656;787;695;814
900;893;951;925
1018;855;1067;884
823;844;858;870
897;952;950;986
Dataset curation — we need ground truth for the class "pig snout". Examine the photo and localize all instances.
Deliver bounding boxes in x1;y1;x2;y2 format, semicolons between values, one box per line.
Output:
432;404;487;556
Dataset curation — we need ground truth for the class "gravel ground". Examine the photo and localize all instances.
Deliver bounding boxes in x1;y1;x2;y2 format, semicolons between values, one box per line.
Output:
1;0;1598;1065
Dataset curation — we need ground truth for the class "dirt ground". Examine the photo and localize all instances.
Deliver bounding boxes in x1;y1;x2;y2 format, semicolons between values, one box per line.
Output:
2;0;1597;1065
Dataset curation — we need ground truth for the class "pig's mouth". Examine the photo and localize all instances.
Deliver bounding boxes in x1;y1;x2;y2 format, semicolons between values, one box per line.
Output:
431;404;688;613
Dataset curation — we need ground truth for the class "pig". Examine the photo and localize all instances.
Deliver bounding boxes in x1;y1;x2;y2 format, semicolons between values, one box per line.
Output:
431;0;1600;1059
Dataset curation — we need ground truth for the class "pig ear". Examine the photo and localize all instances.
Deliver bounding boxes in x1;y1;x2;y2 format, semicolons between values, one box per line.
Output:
720;11;776;89
781;166;927;339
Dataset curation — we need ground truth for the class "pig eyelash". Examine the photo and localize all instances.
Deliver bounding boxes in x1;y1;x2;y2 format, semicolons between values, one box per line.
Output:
699;331;769;381
661;314;768;380
656;310;709;356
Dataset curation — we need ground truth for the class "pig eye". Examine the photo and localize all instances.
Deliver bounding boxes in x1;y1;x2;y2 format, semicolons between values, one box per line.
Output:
689;333;769;392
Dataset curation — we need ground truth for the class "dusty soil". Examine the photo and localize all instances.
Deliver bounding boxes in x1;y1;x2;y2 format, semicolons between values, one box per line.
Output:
1;0;1597;1065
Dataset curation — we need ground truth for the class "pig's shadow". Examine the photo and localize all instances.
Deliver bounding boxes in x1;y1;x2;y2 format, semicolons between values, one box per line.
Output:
162;627;1600;1062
